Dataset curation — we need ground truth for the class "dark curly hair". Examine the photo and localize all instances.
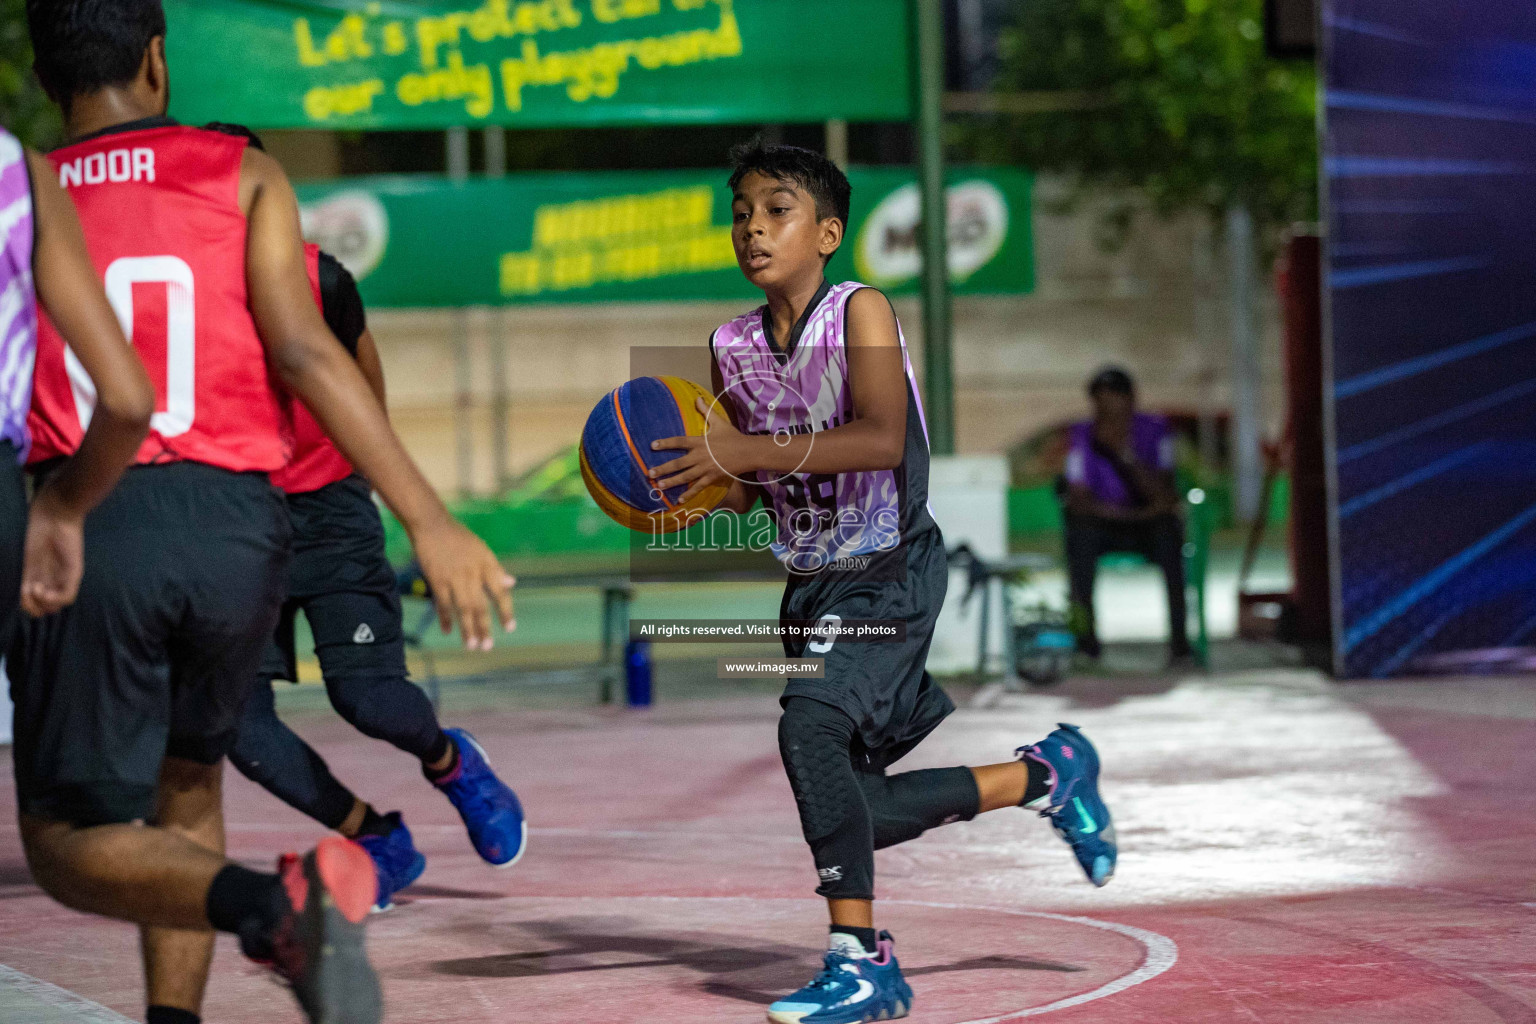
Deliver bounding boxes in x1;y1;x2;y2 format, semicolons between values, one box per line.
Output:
727;137;851;228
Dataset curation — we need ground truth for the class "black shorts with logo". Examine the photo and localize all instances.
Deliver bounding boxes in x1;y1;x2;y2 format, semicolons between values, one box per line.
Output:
260;474;404;686
8;462;290;826
779;524;954;769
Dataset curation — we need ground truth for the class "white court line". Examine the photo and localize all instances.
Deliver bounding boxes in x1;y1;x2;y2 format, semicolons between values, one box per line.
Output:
887;901;1179;1023
0;963;135;1023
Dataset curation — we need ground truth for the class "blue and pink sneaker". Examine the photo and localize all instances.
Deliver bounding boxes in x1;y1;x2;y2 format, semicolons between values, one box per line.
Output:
431;728;527;868
1019;723;1117;887
767;931;913;1024
354;811;426;912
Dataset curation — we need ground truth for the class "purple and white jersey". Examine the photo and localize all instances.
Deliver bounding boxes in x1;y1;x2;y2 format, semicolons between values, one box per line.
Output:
0;128;34;461
711;280;936;573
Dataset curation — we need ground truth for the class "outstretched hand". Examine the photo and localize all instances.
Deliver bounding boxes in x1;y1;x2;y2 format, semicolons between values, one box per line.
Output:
411;517;516;650
649;397;752;504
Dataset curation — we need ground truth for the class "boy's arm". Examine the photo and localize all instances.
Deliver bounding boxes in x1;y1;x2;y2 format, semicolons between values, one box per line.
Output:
1090;425;1177;519
709;358;759;514
240;148;512;648
354;329;387;411
1065;483;1146;522
22;149;155;616
654;289;908;500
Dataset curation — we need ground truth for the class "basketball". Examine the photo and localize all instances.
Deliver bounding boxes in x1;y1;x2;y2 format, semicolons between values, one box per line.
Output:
579;375;730;534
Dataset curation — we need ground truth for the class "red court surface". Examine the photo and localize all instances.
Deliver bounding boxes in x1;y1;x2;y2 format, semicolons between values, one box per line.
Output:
2;668;1533;1023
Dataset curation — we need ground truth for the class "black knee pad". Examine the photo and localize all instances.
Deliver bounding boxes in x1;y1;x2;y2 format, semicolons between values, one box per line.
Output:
779;698;875;900
779;698;859;840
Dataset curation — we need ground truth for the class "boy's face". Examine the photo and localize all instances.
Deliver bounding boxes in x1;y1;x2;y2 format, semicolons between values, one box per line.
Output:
731;171;842;291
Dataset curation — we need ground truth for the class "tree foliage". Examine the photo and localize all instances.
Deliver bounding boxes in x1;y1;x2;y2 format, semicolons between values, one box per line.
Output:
0;0;59;149
974;0;1317;240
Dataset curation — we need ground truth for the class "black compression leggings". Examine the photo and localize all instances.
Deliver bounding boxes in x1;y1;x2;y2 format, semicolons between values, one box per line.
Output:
778;696;980;901
228;671;445;830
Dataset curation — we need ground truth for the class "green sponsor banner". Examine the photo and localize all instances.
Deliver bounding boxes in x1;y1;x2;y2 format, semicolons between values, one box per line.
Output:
164;0;912;130
295;165;1033;307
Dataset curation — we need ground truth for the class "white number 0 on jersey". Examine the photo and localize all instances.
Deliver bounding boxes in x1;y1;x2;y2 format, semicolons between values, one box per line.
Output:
65;255;195;437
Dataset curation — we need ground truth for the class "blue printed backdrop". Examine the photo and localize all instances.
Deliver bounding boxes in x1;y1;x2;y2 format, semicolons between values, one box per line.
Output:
1326;3;1536;677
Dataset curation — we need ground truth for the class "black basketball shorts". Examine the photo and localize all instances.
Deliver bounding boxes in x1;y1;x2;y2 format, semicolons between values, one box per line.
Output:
259;474;405;686
779;525;955;770
8;462;290;826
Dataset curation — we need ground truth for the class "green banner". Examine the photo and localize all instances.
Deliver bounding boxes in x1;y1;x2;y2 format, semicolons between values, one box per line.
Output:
164;0;912;129
295;165;1033;307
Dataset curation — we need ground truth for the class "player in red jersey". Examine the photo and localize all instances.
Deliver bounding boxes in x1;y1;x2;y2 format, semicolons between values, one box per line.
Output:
13;5;514;1023
196;125;523;914
225;240;527;911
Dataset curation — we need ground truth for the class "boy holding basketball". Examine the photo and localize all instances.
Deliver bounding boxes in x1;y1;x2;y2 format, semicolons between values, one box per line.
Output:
651;141;1119;1024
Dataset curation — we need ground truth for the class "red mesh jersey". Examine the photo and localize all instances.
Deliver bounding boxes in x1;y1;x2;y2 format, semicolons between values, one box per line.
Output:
29;123;288;471
271;243;355;494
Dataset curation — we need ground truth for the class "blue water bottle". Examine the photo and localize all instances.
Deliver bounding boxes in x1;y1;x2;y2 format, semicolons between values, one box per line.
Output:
625;639;653;707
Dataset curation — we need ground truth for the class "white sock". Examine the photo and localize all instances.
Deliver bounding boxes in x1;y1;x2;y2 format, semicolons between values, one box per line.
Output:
828;932;874;959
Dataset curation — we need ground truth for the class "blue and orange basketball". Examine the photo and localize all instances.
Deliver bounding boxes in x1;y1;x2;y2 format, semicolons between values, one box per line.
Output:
579;376;730;534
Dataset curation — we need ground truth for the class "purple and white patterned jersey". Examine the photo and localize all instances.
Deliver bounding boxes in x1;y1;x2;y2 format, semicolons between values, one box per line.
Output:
711;280;936;573
0;128;34;461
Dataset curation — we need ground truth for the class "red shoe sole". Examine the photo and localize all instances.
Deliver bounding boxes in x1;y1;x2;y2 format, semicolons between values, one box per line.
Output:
313;837;378;925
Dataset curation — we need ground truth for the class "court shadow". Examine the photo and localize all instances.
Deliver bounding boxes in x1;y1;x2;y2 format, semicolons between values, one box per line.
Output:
433;917;803;981
396;883;508;902
906;954;1084;977
0;862;34;885
433;917;1086;1006
0;861;38;899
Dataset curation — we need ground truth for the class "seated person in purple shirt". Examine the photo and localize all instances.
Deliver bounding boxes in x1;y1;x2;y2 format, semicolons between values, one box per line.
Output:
1062;366;1194;666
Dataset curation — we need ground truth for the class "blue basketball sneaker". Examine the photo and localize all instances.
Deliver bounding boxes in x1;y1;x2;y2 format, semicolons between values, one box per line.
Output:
767;932;913;1024
354;811;426;912
431;728;527;868
1019;723;1117;887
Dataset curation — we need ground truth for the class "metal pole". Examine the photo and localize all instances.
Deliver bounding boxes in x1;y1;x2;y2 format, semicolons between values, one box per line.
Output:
446;125;470;179
825;119;848;169
484;125;506;179
955;0;987;89
1227;203;1263;523
447;127;474;496
915;0;954;455
1193;220;1221;480
484;126;512;491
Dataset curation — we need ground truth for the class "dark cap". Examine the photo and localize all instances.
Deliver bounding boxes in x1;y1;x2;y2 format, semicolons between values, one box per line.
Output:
1088;365;1135;397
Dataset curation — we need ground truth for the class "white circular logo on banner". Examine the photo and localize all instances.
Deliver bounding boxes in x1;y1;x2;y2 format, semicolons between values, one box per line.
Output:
855;179;1010;288
299;190;389;281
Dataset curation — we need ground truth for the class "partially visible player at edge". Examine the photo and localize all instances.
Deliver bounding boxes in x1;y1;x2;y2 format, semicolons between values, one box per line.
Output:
13;5;512;1024
649;141;1120;1024
202;119;522;915
0;127;153;630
